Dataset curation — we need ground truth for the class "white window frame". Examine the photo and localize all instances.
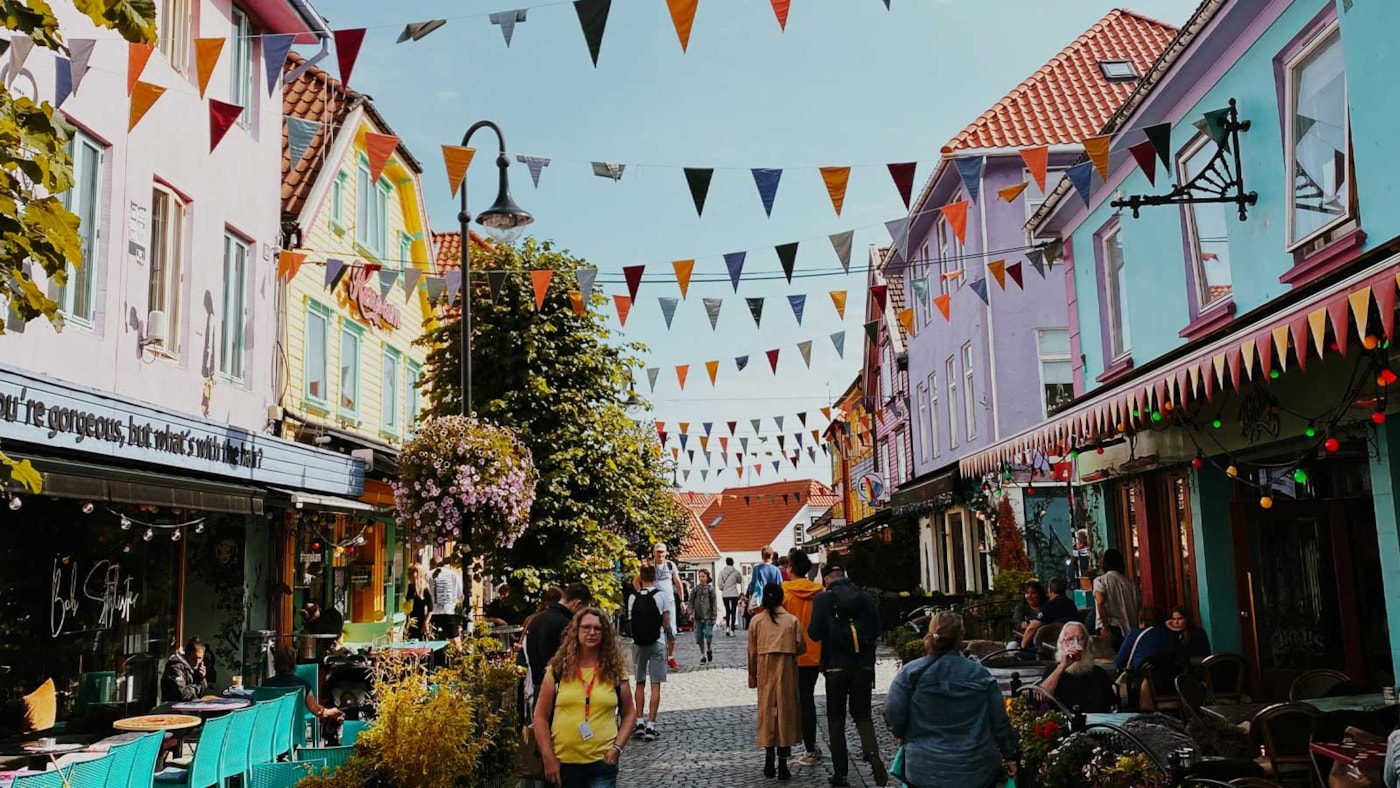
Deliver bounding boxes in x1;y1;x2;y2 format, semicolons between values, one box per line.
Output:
918;241;931;326
356;161;390;258
929;371;941;458
961;342;976;440
936;219;951;297
147;184;186;356
1102;224;1131;360
398;232;412;267
218;232;249;382
406;360;422;433
158;0;192;73
1282;22;1352;251
55;130;103;327
1036;328;1074;418
880;344;893;401
382;345;401;436
916;382;931;462
946;357;959;449
229;7;254;128
331;171;348;229
1178;135;1234;313
339;321;363;419
305;300;330;406
894;430;908;486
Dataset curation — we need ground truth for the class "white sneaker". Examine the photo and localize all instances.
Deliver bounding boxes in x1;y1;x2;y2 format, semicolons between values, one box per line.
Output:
642;724;658;741
796;750;823;767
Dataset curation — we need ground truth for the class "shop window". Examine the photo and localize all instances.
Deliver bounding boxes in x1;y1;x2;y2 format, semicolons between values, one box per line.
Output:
1178;135;1235;315
879;344;893;401
918;241;931;326
382;346;401;436
1283;23;1352;250
339;322;363;418
218;232;249;381
961;342;976;440
54;130;104;326
229;7;254;127
945;357;959;449
305;301;330;405
158;0;191;72
406;361;422;433
1037;328;1074;417
147;184;186;356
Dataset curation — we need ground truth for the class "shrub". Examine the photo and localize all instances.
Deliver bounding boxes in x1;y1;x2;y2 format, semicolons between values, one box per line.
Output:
897;639;926;666
885;627;914;649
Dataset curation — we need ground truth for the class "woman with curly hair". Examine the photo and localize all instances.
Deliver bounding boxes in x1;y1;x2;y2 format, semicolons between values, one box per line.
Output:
534;607;638;788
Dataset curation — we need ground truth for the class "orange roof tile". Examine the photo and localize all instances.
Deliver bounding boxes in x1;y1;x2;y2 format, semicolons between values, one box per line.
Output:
673;491;720;519
942;9;1177;152
432;230;496;273
698;480;833;554
677;508;722;563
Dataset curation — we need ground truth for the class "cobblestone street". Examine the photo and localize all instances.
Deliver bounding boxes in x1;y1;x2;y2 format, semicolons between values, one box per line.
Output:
617;624;900;788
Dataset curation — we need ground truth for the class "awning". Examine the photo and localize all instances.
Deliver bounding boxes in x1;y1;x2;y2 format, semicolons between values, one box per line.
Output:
4;455;264;514
960;256;1400;476
815;508;891;546
889;468;958;509
269;487;384;515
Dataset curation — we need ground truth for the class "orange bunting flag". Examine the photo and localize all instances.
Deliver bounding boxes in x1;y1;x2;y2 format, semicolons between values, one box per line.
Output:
933;293;952;322
705;360;719;386
1084;135;1112;181
941;200;969;244
128;42;155;95
829;290;847;320
568;289;585;315
770;0;791;31
613;295;633;326
941;269;964;281
665;0;699;52
194;38;225;98
277;250;306;281
531;270;553;310
1020;146;1049;192
897;308;915;337
819;167;851;216
987;260;1006;289
676;365;690;390
673;259;694;299
998;182;1029;202
442;145;476;198
365;132;399;182
129;81;166;131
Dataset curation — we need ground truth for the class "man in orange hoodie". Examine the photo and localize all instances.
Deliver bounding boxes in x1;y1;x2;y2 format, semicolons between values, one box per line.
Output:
782;548;826;767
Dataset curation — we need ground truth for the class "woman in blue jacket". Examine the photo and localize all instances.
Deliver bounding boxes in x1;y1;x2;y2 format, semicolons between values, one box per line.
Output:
885;611;1018;788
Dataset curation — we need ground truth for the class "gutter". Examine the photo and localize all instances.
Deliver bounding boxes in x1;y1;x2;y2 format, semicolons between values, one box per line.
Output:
288;0;331;36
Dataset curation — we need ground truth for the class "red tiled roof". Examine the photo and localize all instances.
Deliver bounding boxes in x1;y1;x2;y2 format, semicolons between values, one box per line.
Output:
677;508;722;563
698;480;833;554
942;9;1177;152
432;231;496;273
674;491;720;519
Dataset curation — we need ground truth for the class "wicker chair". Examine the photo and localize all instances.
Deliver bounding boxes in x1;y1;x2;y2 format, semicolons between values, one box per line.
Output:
1032;623;1065;659
1012;682;1071;716
1201;653;1250;704
1252;703;1318;784
1176;673;1213;723
1287;669;1351;702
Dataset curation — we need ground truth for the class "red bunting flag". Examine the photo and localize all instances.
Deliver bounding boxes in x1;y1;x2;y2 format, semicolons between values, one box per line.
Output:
623;265;645;302
613;295;632;326
870;285;887;315
208;100;243;152
1007;262;1024;289
1128;140;1158;186
766;348;780;373
365;132;399;182
770;0;790;31
941;201;969;244
334;29;367;88
888;162;916;209
676;364;690;390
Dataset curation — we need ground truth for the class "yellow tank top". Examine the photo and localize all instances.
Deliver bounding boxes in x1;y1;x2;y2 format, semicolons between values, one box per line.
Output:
549;667;622;764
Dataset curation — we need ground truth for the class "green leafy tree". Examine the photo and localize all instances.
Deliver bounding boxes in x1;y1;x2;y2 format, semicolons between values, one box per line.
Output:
0;1;156;492
418;238;688;605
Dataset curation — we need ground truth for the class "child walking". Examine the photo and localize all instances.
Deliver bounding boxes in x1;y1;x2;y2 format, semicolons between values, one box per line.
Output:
692;569;719;663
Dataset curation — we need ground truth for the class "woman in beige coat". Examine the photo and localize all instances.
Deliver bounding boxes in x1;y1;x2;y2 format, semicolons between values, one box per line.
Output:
748;581;806;781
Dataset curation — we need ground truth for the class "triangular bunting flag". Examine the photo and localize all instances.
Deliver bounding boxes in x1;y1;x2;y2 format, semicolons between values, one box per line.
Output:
820;407;831;420
676;364;689;390
444;271;462;302
672;260;694;299
8;36;34;81
776;242;798;282
378;269;399;298
774;415;784;431
442;146;476;198
863;320;880;347
748;422;759;438
888;162;916;208
705;360;719;386
954;156;984;204
128;82;166;131
941;201;969;244
766;349;780;373
829;290;847;320
885;218;909;259
487;270;508;303
735;355;749;371
746;297;765;328
623;265;645;301
684;168;713;217
574;0;611;66
1026;249;1046;278
54;57;71;107
831;331;846;358
1007;262;1024;289
999;182;1029;202
287;118;320;168
751;168;782;217
334;29;366;87
1202;107;1232;152
518;155;550;188
577;268;597;303
646;368;660;392
1128;140;1158;186
531;270;553;310
277;250;306;281
829;230;854;272
1020;146;1048;192
658;297;679;329
489;9;528;47
403;269;423;297
798;340;813;367
613;295;633;326
665;0;699;51
770;0;791;30
1307;307;1329;361
797;412;807;426
703;298;723;329
128;42;154;95
325;259;347;289
1084;135;1112;181
592;162;625;181
67;39;95;96
262;34;295;97
987;260;1006;289
424;276;446;304
724;252;745;292
194;38;224;98
820;166;851;215
897;308;915;336
787;294;806;325
568;290;585;315
911;277;929;309
1066;161;1094;207
397;20;447;43
870;285;887;315
969;278;989;305
1144;123;1172;168
702;423;712;437
933;293;951;322
365;133;398;182
209;100;243;152
1327;294;1351;357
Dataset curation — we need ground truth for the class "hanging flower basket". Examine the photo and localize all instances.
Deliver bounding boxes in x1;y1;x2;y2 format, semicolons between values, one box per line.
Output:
393;416;537;547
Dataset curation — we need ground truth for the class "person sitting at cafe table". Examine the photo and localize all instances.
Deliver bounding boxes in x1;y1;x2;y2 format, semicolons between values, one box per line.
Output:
302;602;345;659
1019;577;1079;650
485;584;525;627
1115;606;1184;672
161;636;210;702
266;645;344;744
1039;622;1116;713
1165;605;1211;658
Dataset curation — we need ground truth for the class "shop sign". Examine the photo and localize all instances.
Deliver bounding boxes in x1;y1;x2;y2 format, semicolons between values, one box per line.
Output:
50;557;139;637
344;267;402;330
350;567;372;586
855;472;886;505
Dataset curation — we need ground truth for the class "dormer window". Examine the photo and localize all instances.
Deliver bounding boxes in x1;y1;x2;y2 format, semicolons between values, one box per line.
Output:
1099;60;1139;81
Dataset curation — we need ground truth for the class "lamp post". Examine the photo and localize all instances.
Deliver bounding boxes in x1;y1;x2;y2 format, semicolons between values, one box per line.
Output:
457;121;533;417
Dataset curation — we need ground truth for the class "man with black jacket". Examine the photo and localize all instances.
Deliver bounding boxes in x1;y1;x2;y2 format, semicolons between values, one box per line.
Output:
522;583;593;707
807;566;888;788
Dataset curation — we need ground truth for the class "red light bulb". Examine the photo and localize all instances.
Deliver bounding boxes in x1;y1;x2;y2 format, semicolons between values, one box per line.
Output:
1381;368;1399;386
1324;437;1340;452
1190;457;1204;469
1026;486;1035;496
1374;411;1388;425
1096;447;1104;455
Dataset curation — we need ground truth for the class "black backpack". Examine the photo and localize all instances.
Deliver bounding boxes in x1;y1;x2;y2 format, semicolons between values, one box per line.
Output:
826;589;877;655
631;589;663;646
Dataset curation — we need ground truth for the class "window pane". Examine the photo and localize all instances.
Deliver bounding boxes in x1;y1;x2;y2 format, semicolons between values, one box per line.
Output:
230;10;252;125
148;189;168;312
407;363;421;431
1181;142;1233;306
356;166;370;247
382;351;399;430
1043;360;1074;416
341;329;360;413
306;310;327;400
1290;30;1349;242
1104;230;1131;357
220;236;246;379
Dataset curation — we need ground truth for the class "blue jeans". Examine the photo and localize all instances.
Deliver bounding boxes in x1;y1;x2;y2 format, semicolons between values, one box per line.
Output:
558;761;618;788
694;619;714;645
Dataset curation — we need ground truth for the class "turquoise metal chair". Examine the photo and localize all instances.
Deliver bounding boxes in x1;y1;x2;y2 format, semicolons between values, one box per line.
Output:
61;753;113;787
72;671;116;716
293;664;320;745
11;773;65;787
248;699;282;767
104;737;141;785
218;707;256;787
272;690;305;758
153;712;230;788
248;759;325;788
124;730;165;788
294;746;354;775
340;719;368;746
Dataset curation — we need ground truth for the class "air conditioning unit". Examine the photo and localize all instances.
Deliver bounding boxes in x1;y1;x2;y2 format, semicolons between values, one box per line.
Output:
144;310;167;346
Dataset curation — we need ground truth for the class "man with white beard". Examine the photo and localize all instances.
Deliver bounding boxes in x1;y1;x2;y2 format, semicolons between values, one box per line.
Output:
1039;622;1117;713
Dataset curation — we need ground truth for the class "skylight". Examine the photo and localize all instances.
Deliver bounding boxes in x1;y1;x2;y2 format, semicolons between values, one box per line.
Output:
1099;60;1139;81
709;515;725;528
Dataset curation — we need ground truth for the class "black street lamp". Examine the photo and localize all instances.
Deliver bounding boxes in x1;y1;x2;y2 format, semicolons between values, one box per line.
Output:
457;121;533;417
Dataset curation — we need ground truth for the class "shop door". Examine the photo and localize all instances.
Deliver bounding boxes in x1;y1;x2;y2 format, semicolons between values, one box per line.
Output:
1230;499;1387;697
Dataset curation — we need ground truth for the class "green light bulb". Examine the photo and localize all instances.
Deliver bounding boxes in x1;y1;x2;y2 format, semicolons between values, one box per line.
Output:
1270;369;1281;380
1305;426;1316;438
1151;411;1163;422
1294;469;1308;484
1212;419;1223;429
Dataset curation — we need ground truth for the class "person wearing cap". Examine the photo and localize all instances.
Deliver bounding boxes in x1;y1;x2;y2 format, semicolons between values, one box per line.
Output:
633;543;686;670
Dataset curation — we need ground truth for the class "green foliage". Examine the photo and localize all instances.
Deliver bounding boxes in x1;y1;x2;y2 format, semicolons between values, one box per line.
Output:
417;238;688;606
896;638;926;666
885;626;915;650
988;568;1038;608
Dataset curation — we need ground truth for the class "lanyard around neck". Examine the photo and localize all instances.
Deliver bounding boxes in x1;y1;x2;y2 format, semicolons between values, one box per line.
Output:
577;666;597;721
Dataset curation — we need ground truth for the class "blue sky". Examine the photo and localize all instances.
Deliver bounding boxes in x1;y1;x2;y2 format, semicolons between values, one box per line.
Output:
328;0;1198;491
